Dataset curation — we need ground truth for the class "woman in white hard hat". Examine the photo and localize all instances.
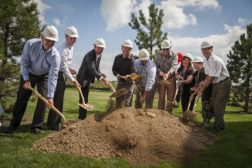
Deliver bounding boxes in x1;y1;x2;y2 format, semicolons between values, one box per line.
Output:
134;49;156;108
199;41;231;131
5;25;61;134
154;39;178;113
77;38;109;119
191;56;214;127
47;26;81;130
176;53;195;113
112;39;135;108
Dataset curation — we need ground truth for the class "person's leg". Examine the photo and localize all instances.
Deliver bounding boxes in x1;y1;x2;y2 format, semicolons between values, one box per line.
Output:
7;75;34;130
212;79;231;130
135;88;143;109
157;82;166;110
145;87;156;108
31;75;48;131
78;85;90;119
47;73;66;129
115;82;125;108
166;77;176;113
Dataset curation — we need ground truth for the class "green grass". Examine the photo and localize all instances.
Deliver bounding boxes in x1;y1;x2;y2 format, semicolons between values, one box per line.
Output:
0;87;252;168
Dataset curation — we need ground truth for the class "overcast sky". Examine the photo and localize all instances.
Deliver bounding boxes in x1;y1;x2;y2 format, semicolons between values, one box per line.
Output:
33;0;252;80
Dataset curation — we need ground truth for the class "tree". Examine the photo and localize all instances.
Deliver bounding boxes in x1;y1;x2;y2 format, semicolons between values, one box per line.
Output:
0;0;40;111
128;3;167;57
227;23;252;113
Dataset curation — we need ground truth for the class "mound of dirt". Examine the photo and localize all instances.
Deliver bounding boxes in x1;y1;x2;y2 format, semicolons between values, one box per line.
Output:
33;108;216;165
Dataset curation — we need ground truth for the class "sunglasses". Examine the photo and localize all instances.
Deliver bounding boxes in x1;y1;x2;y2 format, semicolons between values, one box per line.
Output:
162;48;170;51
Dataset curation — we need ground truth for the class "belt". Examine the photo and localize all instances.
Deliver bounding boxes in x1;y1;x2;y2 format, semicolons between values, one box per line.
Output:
214;77;230;85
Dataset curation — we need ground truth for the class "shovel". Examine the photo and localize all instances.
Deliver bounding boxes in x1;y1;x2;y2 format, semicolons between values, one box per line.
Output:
27;86;66;127
182;90;198;122
77;87;94;111
107;82;128;98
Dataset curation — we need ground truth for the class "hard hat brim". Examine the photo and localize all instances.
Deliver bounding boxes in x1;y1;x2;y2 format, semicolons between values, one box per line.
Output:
44;36;58;42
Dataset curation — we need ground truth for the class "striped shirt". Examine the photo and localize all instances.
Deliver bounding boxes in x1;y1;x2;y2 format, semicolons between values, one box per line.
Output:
134;59;156;91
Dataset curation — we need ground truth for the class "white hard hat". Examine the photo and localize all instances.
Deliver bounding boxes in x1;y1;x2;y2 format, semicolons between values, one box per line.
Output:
122;39;133;48
42;25;59;42
183;53;193;60
201;41;213;49
192;56;203;63
138;49;150;60
161;39;172;49
94;38;106;48
65;26;79;38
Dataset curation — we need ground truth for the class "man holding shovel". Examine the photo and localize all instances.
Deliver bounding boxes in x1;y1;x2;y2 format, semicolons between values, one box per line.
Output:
47;26;80;130
112;39;135;108
77;38;109;119
154;39;178;113
134;49;156;108
198;41;231;131
5;25;60;134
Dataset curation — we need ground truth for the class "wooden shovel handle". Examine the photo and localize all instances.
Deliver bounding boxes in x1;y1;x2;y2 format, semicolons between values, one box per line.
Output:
27;86;66;124
107;82;116;93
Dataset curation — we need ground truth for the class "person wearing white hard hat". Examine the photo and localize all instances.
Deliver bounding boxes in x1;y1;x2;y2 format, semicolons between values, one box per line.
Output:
199;41;231;131
47;26;80;130
191;56;214;127
77;38;109;119
112;39;135;108
154;39;178;113
5;25;61;134
176;53;195;113
134;49;156;108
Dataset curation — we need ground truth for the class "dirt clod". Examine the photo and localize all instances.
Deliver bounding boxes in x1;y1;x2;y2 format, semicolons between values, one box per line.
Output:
34;108;216;165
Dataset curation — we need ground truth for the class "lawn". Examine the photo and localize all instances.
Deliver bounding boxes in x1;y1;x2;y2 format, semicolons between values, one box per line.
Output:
0;87;251;168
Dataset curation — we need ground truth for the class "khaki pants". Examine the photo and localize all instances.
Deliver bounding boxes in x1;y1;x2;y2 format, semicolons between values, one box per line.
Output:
211;78;231;130
157;77;176;113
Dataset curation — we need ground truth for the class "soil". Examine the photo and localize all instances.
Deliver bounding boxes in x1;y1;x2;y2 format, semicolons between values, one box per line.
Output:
33;107;216;166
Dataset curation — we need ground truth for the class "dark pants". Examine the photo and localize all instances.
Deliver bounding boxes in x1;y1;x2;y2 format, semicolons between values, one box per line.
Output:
47;72;66;129
135;86;155;109
211;78;231;130
9;74;48;130
181;87;194;113
115;80;134;108
78;84;90;119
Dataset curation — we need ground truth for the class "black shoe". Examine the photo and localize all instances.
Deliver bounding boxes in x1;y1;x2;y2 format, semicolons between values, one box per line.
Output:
51;124;61;131
31;128;43;134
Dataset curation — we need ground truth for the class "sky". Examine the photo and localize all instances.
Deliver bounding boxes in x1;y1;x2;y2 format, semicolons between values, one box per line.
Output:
33;0;252;80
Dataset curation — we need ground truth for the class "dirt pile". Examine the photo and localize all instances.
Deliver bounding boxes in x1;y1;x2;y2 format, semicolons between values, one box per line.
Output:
34;108;216;165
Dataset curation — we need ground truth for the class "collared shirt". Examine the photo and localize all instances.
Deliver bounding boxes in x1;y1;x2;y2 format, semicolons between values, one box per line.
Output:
155;50;178;81
203;53;230;84
20;38;60;98
134;59;156;91
58;41;75;82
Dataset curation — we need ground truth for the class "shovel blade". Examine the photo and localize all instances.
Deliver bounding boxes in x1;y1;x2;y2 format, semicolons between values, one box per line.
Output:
79;103;95;111
110;88;128;98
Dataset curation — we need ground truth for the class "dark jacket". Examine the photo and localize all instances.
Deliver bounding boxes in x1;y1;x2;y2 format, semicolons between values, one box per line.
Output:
77;49;102;87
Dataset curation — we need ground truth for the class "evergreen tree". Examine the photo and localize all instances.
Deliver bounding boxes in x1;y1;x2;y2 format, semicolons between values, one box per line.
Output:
0;0;40;111
128;3;167;57
227;23;252;113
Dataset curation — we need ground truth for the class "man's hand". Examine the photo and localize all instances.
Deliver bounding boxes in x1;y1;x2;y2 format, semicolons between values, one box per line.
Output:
69;68;77;75
23;81;31;90
47;98;54;108
73;80;81;88
159;71;164;77
100;77;109;85
101;73;106;78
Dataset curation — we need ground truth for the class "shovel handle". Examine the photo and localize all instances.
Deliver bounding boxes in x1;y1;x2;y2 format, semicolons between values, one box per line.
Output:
108;82;116;93
27;86;66;124
77;87;86;104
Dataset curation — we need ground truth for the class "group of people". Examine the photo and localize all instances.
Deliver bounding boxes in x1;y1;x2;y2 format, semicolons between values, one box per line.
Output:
5;24;231;134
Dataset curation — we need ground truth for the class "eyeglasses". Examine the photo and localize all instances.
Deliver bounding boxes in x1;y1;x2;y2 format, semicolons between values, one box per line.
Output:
163;48;169;51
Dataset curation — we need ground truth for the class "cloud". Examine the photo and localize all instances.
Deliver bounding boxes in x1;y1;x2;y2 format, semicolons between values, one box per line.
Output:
53;17;62;27
100;0;136;32
171;24;245;63
161;0;220;29
31;0;51;24
101;0;220;31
